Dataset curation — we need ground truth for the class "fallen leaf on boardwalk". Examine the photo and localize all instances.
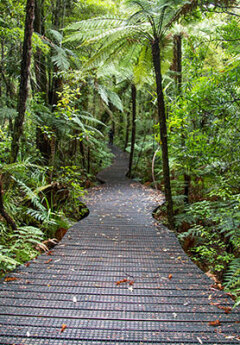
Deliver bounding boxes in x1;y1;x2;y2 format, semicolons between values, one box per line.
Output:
208;320;221;326
47;251;53;256
4;277;18;282
218;306;232;314
25;262;30;267
60;324;67;333
197;337;203;344
210;303;232;314
115;279;134;286
168;274;172;280
128;286;133;292
44;259;52;264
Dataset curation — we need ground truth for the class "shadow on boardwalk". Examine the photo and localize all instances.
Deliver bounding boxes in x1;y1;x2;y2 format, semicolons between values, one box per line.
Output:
0;146;239;344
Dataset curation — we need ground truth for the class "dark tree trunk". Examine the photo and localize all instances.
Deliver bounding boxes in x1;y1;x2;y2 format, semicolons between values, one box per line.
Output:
173;34;182;94
34;0;52;162
184;173;191;204
49;0;64;107
10;0;35;163
124;111;130;151
79;141;86;169
151;38;174;230
0;180;17;230
127;84;136;178
87;147;90;174
173;34;191;204
34;0;48;99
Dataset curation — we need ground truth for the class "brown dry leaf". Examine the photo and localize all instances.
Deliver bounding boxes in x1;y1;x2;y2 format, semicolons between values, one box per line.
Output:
116;278;128;285
4;277;18;282
208;320;221;326
60;324;67;333
25;262;30;267
47;251;53;256
44;258;52;264
217;305;232;314
115;279;134;286
168;274;172;280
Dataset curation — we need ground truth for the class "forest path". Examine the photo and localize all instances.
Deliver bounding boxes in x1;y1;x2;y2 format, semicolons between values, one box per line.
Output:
0;146;239;344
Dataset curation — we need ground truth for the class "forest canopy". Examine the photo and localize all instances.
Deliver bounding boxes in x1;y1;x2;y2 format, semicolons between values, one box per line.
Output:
0;0;240;307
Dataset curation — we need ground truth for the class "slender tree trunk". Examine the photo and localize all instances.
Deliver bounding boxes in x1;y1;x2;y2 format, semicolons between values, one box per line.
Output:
127;84;136;178
87;147;90;174
0;179;17;230
34;0;52;163
124;110;130;151
34;0;47;99
49;0;64;107
173;34;182;94
10;0;35;163
173;34;190;203
79;140;86;169
151;38;174;229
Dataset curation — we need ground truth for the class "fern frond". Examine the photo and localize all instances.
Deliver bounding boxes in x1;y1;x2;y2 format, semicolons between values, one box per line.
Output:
47;29;63;44
66;17;126;33
107;90;123;112
13;178;46;212
51;47;70;70
224;258;240;292
79;112;106;125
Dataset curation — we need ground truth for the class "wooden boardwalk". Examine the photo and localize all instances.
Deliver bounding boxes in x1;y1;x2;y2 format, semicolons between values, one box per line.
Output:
0;146;239;344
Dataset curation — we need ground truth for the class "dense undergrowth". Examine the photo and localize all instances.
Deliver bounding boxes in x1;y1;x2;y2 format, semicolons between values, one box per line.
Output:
0;140;113;278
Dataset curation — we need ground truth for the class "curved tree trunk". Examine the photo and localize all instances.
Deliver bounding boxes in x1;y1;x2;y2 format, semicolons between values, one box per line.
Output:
10;0;35;163
151;38;174;230
127;84;136;178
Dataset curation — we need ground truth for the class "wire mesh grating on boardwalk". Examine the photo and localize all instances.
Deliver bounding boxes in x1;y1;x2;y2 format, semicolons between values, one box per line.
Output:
0;146;239;344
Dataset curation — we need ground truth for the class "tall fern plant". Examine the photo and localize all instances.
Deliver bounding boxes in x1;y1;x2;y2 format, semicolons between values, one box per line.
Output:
65;0;199;228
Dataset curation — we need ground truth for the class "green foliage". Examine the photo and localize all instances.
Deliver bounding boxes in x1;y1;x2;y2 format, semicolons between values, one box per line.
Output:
224;258;240;308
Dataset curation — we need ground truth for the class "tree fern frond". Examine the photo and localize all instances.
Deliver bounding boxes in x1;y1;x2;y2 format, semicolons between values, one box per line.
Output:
13;178;46;212
51;48;70;70
107;90;123;112
66;17;126;32
224;258;240;289
79;112;106;125
47;29;63;44
84;125;103;137
96;84;109;104
71;116;86;132
133;45;152;86
82;24;144;46
0;160;43;174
